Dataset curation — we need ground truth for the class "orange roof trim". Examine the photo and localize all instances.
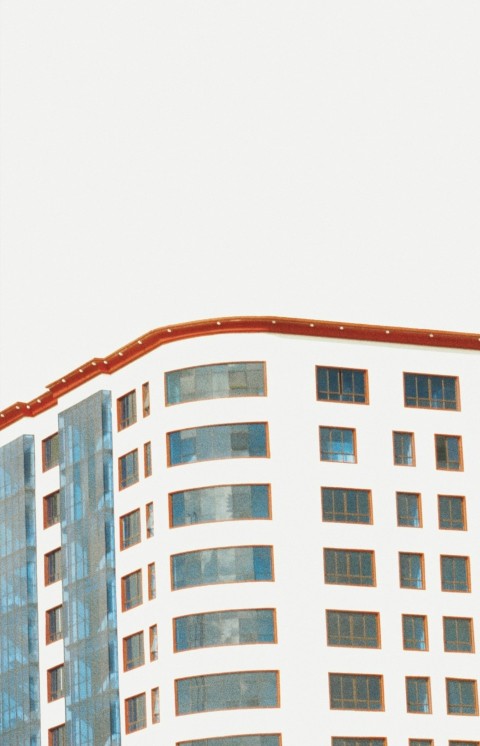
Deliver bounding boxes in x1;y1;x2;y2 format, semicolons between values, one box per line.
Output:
1;315;479;430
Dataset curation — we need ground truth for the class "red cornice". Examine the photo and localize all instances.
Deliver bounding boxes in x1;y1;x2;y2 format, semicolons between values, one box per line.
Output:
1;316;479;431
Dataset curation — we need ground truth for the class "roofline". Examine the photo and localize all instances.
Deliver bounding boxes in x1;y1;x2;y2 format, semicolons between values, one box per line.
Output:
1;315;478;430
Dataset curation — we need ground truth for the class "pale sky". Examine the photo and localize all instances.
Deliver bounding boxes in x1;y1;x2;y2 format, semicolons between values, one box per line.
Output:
1;0;479;410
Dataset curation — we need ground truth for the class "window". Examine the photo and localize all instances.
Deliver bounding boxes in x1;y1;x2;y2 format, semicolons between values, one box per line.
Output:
172;546;273;590
175;671;279;715
166;362;266;404
406;677;431;713
443;617;474;653
396;492;422;528
117;390;137;430
332;741;386;746
48;725;66;746
320;427;356;463
402;615;428;651
438;495;466;530
125;692;147;733
324;549;375;586
449;742;479;746
321;487;371;524
121;569;143;610
170;484;270;527
43;490;60;528
393;431;415;466
151;687;160;724
410;740;433;746
177;738;281;746
142;382;150;417
42;433;59;471
168;423;268;465
316;367;368;403
123;631;144;671
326;610;379;648
329;673;383;711
149;624;158;661
120;509;141;549
146;502;154;537
118;449;139;489
399;553;424;589
144;442;152;477
174;609;276;652
45;548;62;585
441;556;470;592
46;605;63;644
148;562;156;599
47;664;64;701
404;373;458;410
435;435;463;471
446;679;478;715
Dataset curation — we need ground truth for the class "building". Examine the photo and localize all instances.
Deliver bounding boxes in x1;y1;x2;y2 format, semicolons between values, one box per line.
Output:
1;315;479;746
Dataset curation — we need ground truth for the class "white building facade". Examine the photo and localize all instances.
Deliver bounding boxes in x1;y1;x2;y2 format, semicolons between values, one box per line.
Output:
1;316;479;746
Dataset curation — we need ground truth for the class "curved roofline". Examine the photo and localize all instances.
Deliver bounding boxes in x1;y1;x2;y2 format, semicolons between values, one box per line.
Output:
1;315;478;430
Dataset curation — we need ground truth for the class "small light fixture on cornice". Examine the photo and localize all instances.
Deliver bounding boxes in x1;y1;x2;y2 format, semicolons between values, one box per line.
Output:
62;378;67;383
79;369;84;373
92;362;96;366
386;330;390;335
309;323;315;327
272;320;276;324
339;326;344;331
216;321;222;326
429;334;434;338
167;328;172;333
137;340;142;345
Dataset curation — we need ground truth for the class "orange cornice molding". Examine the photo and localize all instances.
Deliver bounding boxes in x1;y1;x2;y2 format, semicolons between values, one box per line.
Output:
1;316;478;430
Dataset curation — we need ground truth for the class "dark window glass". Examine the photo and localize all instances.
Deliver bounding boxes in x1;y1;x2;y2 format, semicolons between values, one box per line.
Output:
42;433;59;471
446;679;477;715
449;742;479;745
45;548;62;585
171;484;270;527
402;615;428;650
329;674;383;710
399;553;424;589
438;495;466;530
117;390;137;429
393;432;415;465
119;449;139;489
142;382;150;417
316;367;367;403
441;556;470;592
406;677;431;713
120;509;141;549
409;741;433;746
122;569;143;610
177;738;281;746
166;362;265;404
320;427;356;463
172;546;273;590
125;693;146;732
123;631;144;671
326;610;379;648
168;423;268;465
149;625;158;661
44;490;60;527
332;741;386;746
175;609;276;651
151;687;160;724
144;442;152;477
396;492;422;527
48;725;66;746
443;618;474;652
324;549;375;586
46;605;63;644
48;665;64;701
321;488;371;523
176;671;279;714
146;502;154;537
435;435;463;470
404;373;458;410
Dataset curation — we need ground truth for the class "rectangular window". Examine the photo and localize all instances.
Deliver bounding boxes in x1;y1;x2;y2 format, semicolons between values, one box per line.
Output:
118;449;139;489
151;687;160;724
435;435;463;471
123;631;145;671
148;562;156;599
402;615;428;651
441;556;470;592
42;433;59;471
446;679;478;715
396;492;422;528
404;372;459;410
47;664;64;701
174;608;276;652
326;610;379;648
120;509;141;550
178;738;281;746
329;673;383;711
144;442;152;477
449;742;479;746
393;431;415;466
443;617;474;653
43;490;60;528
324;549;375;586
316;367;368;403
117;390;137;430
320;427;356;463
48;725;66;746
46;605;63;644
166;362;266;404
170;484;271;527
399;553;424;589
321;487;371;524
332;741;386;746
168;423;268;465
125;692;147;732
146;502;154;538
142;382;150;417
122;569;143;611
438;495;466;530
172;546;273;590
149;624;158;661
175;670;279;714
45;548;62;585
409;741;433;746
406;677;431;713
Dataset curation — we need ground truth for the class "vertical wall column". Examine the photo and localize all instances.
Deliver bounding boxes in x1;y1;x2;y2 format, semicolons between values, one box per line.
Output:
59;391;121;745
0;435;40;746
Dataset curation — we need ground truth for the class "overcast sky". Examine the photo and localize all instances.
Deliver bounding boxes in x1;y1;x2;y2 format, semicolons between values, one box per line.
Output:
1;0;479;410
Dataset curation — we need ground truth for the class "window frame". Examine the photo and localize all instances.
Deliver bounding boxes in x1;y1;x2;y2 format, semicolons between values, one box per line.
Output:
144;441;152;477
443;617;474;653
117;389;137;430
125;692;147;733
171;544;275;591
446;678;478;716
118;449;139;490
321;486;372;524
167;421;270;466
174;669;281;715
403;372;460;410
328;672;384;711
393;431;416;466
151;687;160;724
46;605;63;644
332;740;387;746
319;427;357;464
173;607;277;653
324;548;376;587
42;432;59;471
399;552;425;590
440;555;470;593
43;490;61;528
438;495;467;531
149;624;158;661
402;614;428;651
396;492;422;528
148;562;156;600
177;737;283;746
169;482;272;528
146;502;154;538
142;382;150;417
119;508;141;550
47;664;64;702
405;676;432;714
44;547;62;585
316;366;369;404
48;725;66;746
123;630;145;671
434;434;463;471
326;609;380;649
165;361;267;406
121;569;143;611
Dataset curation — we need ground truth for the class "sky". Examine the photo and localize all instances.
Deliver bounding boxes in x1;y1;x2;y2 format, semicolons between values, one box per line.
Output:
1;0;479;410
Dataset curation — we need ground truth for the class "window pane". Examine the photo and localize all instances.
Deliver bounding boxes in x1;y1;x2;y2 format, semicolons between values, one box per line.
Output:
322;488;371;524
446;679;477;715
122;570;142;610
320;428;356;463
393;432;415;466
329;674;383;710
170;484;270;527
172;546;273;590
146;502;154;537
119;450;139;489
324;549;375;586
406;677;431;713
438;495;466;530
125;693;146;732
443;618;474;652
332;741;386;746
120;509;141;549
169;424;268;465
42;433;59;471
142;382;150;417
316;367;367;403
117;391;137;429
435;435;462;470
404;373;458;410
166;363;266;404
402;615;427;650
46;606;63;644
123;631;144;671
175;609;276;651
175;671;279;714
177;738;281;746
441;556;470;592
399;553;424;589
326;611;379;648
44;491;60;528
396;492;422;527
48;665;64;701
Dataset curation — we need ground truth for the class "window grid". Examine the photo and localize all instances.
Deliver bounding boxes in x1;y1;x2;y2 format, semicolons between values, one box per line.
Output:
441;556;470;592
393;431;415;466
438;495;466;530
404;373;459;410
47;664;64;702
170;483;271;527
402;615;428;651
117;390;137;430
324;549;375;586
329;673;383;711
125;692;147;733
316;366;368;403
45;548;62;585
399;553;424;589
446;679;478;715
396;492;422;528
42;433;59;471
320;427;356;463
406;677;431;714
43;490;60;528
123;631;145;671
321;487;372;524
120;509;141;550
46;605;63;644
435;434;463;471
121;569;143;611
443;617;474;653
118;449;139;490
326;610;380;648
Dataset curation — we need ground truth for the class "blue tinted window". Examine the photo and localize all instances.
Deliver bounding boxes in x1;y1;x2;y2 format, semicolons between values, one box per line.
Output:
322;488;371;523
168;424;268;465
171;484;269;527
404;373;458;409
166;362;265;404
175;609;275;651
320;428;356;463
176;671;279;714
178;737;281;746
172;546;273;590
317;367;367;403
324;549;374;586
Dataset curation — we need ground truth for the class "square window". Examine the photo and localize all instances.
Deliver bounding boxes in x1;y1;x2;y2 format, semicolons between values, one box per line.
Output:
47;664;64;702
326;610;380;648
146;502;154;538
117;390;137;430
142;382;150;417
435;435;463;471
393;431;415;466
443;617;474;653
329;673;383;711
321;487;372;524
48;725;66;746
43;490;60;528
144;442;152;477
120;509;141;550
396;492;422;527
118;449;139;490
324;549;375;586
316;367;368;403
404;373;459;410
149;624;158;661
446;679;478;715
42;433;59;471
402;615;428;651
406;676;431;713
320;427;356;463
122;569;143;611
123;631;145;671
151;687;160;724
45;548;62;585
438;495;466;530
46;605;63;644
441;556;470;592
125;693;147;732
399;553;424;589
148;562;156;600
